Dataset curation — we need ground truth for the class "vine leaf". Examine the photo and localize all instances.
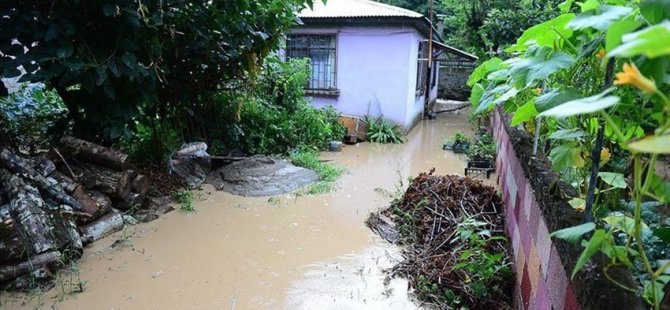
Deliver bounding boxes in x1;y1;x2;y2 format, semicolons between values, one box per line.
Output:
467;58;503;87
535;88;582;112
550;222;595;244
603;214;643;235
568;5;633;31
506;14;575;52
550;143;586;170
628;134;670;154
539;90;619;118
598;172;628;189
509;46;575;87
571;229;607;279
609;21;670;59
641;0;670;25
606;15;643;52
511;100;537;126
548;128;586;140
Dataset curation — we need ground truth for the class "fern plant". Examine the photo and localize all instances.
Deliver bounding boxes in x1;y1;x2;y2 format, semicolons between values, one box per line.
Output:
364;116;405;144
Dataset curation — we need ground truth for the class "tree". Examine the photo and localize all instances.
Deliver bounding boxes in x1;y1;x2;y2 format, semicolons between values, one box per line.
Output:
0;1;312;141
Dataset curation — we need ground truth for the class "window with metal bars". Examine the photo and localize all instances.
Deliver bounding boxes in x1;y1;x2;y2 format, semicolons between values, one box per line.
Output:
416;41;428;96
286;34;337;90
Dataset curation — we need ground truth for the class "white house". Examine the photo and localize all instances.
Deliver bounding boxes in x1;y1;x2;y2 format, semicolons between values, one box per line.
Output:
287;0;476;132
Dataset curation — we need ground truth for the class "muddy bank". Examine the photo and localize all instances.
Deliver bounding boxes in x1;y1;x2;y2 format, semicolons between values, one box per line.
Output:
0;112;483;309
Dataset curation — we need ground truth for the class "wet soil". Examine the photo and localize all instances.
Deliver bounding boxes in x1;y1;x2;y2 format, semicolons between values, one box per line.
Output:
0;111;490;309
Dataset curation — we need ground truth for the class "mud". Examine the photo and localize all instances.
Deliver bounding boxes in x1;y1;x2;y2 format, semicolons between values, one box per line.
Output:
0;111;487;309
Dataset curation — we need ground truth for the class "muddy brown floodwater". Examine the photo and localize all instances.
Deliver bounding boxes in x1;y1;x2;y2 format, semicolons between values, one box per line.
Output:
1;111;491;309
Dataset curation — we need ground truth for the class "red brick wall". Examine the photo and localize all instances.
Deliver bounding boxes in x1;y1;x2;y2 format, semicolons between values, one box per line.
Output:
492;109;580;310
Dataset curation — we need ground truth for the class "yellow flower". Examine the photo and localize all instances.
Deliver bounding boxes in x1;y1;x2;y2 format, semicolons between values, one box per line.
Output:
614;63;657;94
596;48;606;60
533;87;542;95
600;148;611;167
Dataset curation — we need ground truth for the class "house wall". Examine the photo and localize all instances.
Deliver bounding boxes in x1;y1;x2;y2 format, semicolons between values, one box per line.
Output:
291;27;424;132
404;32;439;132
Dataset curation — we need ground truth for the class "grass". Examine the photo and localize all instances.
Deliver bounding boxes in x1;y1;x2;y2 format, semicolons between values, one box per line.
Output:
289;148;344;195
173;190;196;212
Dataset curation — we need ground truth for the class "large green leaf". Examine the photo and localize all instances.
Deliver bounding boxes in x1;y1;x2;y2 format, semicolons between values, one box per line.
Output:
509;46;575;87
548;128;586;140
550;143;586;170
598;172;628;189
609;21;670;59
511;100;538;126
467;57;503;86
568;5;633;31
559;0;575;12
603;213;646;235
628;134;670;153
551;222;596;244
506;14;576;52
641;0;670;24
535;88;582;112
474;84;513;115
539;90;620;118
572;229;607;279
606;15;642;52
469;83;485;107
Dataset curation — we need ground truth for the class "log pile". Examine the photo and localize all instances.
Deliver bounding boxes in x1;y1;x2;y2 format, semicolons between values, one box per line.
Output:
0;136;156;289
366;171;513;309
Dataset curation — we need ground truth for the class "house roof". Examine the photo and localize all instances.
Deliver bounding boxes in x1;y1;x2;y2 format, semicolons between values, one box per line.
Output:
296;0;478;62
298;0;423;19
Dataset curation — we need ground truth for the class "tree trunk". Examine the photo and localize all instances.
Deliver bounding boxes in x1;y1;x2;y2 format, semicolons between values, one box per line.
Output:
0;251;61;283
0;148;83;211
28;156;57;177
59;136;129;171
67;160;132;200
79;209;124;245
51;171;112;222
0;203;26;264
0;169;55;255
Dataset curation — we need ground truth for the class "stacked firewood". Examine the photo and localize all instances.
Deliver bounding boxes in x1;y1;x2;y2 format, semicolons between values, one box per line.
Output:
0;136;151;288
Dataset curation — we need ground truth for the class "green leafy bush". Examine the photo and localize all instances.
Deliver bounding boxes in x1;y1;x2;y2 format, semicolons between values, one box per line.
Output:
0;83;69;153
467;134;496;162
364;116;405;144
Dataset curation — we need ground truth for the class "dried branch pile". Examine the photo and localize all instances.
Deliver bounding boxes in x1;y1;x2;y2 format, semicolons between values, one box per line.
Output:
367;171;513;309
0;136;168;290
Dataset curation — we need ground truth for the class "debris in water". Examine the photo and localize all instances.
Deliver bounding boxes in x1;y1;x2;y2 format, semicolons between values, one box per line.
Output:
367;170;513;309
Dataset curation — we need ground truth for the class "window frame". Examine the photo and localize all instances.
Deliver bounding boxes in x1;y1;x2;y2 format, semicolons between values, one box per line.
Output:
286;33;339;96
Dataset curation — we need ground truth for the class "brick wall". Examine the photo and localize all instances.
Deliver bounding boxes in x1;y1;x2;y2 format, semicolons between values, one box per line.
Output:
492;110;580;310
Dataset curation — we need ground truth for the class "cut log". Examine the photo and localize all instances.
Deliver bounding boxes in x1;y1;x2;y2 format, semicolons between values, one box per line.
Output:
29;157;56;177
44;204;82;260
60;136;129;171
131;174;150;197
0;148;83;211
0;251;61;283
0;203;26;263
0;169;55;255
51;171;112;221
79;208;124;245
113;193;144;211
67;160;132;199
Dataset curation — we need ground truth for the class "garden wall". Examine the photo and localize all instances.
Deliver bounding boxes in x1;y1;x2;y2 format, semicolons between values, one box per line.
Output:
491;108;642;310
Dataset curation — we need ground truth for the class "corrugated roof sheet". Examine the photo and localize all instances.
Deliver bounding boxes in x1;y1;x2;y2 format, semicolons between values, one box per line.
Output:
298;0;423;19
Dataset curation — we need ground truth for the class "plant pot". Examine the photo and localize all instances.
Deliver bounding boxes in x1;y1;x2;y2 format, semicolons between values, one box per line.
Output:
452;142;469;154
468;160;493;169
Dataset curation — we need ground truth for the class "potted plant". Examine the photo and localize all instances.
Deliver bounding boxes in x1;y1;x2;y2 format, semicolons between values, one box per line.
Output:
450;131;471;154
467;134;496;168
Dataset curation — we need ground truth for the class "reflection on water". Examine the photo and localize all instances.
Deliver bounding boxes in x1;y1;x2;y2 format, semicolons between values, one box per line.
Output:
1;112;484;309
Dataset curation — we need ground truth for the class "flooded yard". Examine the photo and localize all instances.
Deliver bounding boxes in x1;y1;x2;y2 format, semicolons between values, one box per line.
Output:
1;112;482;309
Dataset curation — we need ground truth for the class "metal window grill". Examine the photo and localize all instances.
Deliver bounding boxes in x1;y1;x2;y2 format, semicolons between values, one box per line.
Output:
287;34;337;90
416;42;428;95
